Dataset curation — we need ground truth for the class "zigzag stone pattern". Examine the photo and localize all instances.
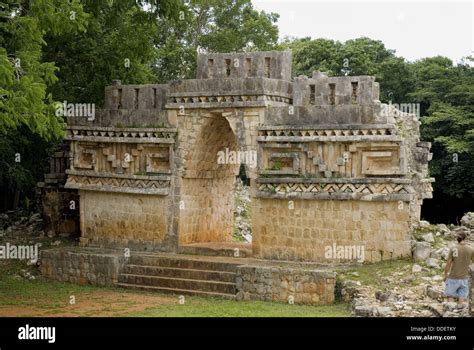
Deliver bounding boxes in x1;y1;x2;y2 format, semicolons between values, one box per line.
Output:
257;180;413;201
258;182;410;194
168;94;292;105
66;173;170;195
258;126;396;137
65;126;177;143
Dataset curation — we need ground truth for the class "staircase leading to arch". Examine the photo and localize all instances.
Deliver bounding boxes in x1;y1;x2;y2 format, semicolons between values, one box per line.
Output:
117;253;242;299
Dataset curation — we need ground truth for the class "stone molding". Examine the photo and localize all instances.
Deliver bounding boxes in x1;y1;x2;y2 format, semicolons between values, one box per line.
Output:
165;77;293;108
166;94;292;108
65;126;177;144
257;125;400;142
65;170;170;195
256;177;416;201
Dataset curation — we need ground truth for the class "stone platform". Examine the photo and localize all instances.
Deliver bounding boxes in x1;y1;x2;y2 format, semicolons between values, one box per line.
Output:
178;242;252;258
40;247;336;304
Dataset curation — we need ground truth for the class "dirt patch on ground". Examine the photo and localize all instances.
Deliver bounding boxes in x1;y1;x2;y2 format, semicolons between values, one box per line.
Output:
0;290;179;317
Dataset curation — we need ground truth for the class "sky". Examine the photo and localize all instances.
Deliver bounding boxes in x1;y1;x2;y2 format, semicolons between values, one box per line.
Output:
252;0;473;63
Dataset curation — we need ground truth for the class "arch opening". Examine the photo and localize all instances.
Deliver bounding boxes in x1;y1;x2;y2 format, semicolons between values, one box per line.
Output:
178;113;252;249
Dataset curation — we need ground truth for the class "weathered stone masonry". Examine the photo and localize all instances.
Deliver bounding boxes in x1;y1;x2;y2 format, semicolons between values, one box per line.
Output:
41;49;433;304
52;49;433;262
236;265;335;304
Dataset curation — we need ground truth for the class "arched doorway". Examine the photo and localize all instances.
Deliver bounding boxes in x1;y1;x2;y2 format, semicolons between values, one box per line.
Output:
177;111;251;253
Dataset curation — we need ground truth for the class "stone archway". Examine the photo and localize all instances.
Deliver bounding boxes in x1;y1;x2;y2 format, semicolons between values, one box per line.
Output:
177;111;242;246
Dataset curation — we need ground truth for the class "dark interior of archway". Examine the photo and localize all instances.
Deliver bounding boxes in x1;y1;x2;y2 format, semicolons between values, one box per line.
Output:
238;163;250;186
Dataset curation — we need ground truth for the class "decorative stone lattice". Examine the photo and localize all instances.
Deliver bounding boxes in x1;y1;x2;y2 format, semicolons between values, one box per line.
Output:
66;126;176;140
66;173;170;195
51;49;433;261
167;94;292;104
258;126;396;137
258;182;411;194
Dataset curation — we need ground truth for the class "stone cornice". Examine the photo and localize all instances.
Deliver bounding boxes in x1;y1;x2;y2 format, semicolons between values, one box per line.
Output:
65;126;177;144
65;170;170;195
256;179;415;201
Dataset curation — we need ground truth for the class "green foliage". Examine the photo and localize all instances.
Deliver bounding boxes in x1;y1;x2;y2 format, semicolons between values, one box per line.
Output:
410;57;474;199
271;160;282;170
0;0;279;209
0;0;90;207
0;0;89;140
0;127;54;206
153;0;279;82
42;0;177;106
280;37;342;77
421;103;474;198
281;36;414;102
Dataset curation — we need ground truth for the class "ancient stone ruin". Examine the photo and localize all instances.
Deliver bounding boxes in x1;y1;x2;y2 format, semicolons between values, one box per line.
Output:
40;50;434;304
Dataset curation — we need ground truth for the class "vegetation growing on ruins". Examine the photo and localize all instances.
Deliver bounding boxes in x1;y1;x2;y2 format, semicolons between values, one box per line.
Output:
0;0;472;222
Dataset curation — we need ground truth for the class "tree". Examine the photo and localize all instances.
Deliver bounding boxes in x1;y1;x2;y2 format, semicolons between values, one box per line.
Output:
280;37;342;77
0;0;89;210
281;36;413;102
0;0;88;139
0;0;178;210
43;0;181;106
421;103;474;198
153;0;279;82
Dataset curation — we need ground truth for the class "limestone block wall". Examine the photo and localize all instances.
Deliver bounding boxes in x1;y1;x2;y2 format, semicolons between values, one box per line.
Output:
38;143;80;237
264;105;384;125
40;188;79;236
67;82;172;128
41;248;337;305
236;265;336;304
104;83;168;111
41;248;125;287
79;191;171;251
252;198;411;262
179;177;235;244
293;73;380;107
196;50;292;80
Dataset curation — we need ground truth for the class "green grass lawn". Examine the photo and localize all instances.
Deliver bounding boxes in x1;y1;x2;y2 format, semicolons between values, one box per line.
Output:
125;299;350;317
0;274;349;317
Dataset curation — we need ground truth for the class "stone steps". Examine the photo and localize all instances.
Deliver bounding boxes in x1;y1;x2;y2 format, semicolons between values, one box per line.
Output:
118;274;237;294
123;264;236;283
128;254;240;273
178;245;252;258
118;254;241;298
